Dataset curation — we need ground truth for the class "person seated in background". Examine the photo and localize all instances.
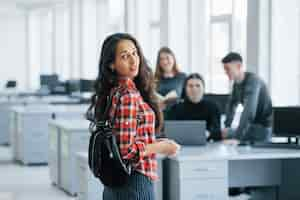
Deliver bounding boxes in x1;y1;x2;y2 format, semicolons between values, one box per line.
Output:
154;47;186;110
221;52;273;145
165;73;222;141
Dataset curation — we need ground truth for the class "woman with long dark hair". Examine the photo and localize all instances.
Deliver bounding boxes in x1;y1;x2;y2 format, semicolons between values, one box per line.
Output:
87;33;180;200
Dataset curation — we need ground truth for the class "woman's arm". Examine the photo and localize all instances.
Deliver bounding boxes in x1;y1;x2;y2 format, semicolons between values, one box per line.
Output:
145;139;180;156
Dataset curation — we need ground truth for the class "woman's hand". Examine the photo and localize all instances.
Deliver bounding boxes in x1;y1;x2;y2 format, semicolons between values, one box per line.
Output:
222;139;240;146
157;139;181;156
145;139;181;156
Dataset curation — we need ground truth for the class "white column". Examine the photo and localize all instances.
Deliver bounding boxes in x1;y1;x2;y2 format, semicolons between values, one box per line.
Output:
28;10;41;90
189;0;210;76
52;4;66;78
124;0;137;35
123;0;151;59
81;0;97;79
69;0;82;79
96;0;110;48
39;8;53;74
271;0;300;105
24;11;31;90
246;0;271;86
134;1;151;58
62;4;71;80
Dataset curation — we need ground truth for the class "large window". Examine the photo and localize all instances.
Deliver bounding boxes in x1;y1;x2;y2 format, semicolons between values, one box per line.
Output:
108;0;125;33
208;0;247;94
149;0;161;69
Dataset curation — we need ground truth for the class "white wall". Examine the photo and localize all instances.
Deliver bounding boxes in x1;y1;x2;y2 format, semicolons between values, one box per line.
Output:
0;13;27;90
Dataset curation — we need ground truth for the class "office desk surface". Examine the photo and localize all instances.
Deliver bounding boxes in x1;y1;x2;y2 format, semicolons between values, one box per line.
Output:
171;143;300;161
56;119;90;131
14;104;88;114
165;143;300;200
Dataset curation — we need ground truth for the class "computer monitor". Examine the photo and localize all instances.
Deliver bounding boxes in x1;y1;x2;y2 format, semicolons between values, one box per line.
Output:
51;81;68;95
66;80;80;94
5;80;17;88
203;94;230;114
273;106;300;137
80;79;95;92
40;74;59;89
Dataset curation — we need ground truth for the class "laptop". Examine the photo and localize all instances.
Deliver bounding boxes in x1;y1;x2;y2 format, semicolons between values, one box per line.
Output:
164;120;207;145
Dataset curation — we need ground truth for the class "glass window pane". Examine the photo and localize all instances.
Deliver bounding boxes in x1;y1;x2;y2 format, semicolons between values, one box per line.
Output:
150;0;160;22
211;0;232;16
109;0;125;30
210;22;230;93
149;27;160;70
232;0;247;64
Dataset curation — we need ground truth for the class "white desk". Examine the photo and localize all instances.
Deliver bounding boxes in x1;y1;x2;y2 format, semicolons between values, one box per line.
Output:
0;98;46;145
58;119;90;196
48;117;87;186
10;105;88;164
75;152;164;200
76;152;104;200
0;96;80;145
165;143;300;200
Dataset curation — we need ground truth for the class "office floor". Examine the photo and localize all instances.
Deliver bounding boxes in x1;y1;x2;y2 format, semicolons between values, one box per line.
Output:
0;145;250;200
0;145;75;200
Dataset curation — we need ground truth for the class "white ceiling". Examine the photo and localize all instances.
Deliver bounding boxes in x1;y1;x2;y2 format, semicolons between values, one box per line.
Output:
0;0;66;16
0;0;65;5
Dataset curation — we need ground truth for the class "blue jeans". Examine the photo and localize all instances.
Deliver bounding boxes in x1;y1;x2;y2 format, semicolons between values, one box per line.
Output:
103;172;155;200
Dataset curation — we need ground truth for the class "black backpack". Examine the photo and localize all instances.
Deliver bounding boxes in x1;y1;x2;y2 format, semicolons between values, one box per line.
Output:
88;92;132;187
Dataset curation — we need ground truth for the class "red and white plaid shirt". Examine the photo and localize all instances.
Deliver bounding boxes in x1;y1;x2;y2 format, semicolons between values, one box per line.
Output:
109;78;158;181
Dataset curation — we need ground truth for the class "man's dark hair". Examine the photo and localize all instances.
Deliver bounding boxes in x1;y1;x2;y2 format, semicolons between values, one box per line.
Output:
221;52;243;64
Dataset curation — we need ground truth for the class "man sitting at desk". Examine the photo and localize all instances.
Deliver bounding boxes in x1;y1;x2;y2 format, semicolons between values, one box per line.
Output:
165;73;222;141
221;52;273;144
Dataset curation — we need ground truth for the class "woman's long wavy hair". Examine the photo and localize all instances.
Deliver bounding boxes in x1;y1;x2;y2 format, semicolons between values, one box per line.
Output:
86;33;163;133
154;47;180;83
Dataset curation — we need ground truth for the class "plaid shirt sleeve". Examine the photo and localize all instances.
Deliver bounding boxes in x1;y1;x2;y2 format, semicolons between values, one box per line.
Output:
112;91;146;166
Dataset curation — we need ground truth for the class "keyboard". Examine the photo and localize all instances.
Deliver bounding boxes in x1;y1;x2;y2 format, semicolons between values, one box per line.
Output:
252;142;300;149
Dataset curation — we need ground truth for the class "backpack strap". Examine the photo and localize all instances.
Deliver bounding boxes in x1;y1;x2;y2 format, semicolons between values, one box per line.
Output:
95;89;121;129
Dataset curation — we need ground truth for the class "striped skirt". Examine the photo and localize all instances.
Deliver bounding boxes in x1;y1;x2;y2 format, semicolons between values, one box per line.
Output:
103;172;155;200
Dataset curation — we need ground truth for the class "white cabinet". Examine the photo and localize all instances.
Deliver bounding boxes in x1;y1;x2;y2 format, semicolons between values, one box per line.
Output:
1;96;75;145
10;105;87;164
59;120;90;196
48;120;62;186
76;152;103;200
180;179;227;200
165;159;228;200
75;153;164;200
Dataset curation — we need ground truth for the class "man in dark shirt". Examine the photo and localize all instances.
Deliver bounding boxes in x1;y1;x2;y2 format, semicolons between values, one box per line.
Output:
221;52;273;144
165;73;221;141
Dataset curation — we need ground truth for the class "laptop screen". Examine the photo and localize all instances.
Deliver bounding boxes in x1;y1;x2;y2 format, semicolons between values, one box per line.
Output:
164;120;207;145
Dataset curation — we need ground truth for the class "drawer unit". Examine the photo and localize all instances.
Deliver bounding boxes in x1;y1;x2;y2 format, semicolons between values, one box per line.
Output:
165;158;228;200
180;161;227;179
10;105;87;165
76;152;103;200
59;120;90;196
